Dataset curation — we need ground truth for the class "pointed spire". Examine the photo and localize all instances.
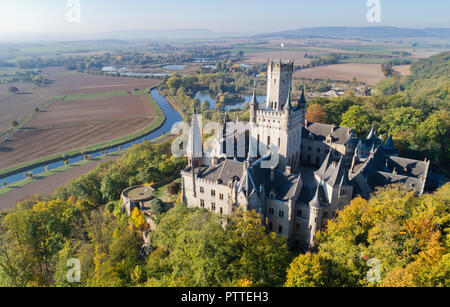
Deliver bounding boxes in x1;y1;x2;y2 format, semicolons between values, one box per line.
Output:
298;88;307;105
284;83;292;111
339;165;350;188
310;181;321;209
247;139;256;163
187;113;203;160
316;150;332;178
250;88;258;106
384;135;395;150
367;126;376;139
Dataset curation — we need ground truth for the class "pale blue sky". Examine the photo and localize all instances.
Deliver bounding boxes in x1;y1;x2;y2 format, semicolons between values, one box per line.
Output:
0;0;449;34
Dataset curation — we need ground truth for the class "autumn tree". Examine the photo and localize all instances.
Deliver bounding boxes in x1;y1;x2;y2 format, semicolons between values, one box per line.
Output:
306;104;327;123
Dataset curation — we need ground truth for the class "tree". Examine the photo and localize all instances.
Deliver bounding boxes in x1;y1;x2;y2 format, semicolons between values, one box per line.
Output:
285;253;329;287
8;87;19;94
306;104;327;123
149;199;164;214
9;120;18;128
301;184;450;287
167;181;181;196
340;105;373;137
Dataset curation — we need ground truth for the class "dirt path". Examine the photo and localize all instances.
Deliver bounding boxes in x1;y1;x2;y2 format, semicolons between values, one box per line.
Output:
0;155;120;210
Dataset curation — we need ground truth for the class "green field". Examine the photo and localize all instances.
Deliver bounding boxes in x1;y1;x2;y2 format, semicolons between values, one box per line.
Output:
64;89;148;101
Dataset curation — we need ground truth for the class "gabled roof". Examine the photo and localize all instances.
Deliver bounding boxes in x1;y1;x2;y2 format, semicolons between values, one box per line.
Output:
315;150;332;178
251;166;300;201
303;122;353;145
198;159;243;185
327;157;346;187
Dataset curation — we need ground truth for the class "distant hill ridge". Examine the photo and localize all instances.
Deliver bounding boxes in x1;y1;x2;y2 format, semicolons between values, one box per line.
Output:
251;26;450;39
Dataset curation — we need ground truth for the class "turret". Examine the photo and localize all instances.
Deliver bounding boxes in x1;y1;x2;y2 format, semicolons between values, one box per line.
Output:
187;112;203;198
308;182;323;248
367;126;376;140
249;89;258;124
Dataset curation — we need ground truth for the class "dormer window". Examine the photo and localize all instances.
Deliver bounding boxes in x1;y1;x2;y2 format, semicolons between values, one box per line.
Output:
339;188;347;197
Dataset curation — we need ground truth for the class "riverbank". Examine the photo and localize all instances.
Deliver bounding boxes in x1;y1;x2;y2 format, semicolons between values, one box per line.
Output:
0;90;165;181
0;89;183;205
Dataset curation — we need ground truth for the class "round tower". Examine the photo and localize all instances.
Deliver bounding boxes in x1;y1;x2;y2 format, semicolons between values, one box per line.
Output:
308;182;323;248
249;89;258;124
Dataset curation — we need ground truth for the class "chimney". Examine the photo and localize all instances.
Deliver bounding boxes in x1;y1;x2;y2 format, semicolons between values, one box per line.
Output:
286;166;292;175
213;156;218;165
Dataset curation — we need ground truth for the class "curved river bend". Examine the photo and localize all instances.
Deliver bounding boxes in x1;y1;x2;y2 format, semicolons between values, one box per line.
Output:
0;89;183;186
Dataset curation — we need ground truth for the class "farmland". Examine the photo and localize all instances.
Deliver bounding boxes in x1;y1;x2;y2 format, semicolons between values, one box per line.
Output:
294;63;385;85
0;93;158;171
0;67;161;171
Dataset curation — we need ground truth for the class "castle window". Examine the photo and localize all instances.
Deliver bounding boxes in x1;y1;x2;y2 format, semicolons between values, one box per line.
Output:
219;194;224;200
308;146;312;152
317;148;321;153
220;207;223;214
200;187;204;193
269;222;273;231
296;223;301;230
211;190;216;197
297;209;302;217
278;225;283;234
339;189;347;197
279;210;284;218
269;208;274;215
211;203;216;212
200;200;205;208
323;212;328;219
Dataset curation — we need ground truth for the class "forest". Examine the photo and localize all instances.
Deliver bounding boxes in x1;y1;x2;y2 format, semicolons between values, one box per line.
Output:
306;51;449;170
0;139;447;287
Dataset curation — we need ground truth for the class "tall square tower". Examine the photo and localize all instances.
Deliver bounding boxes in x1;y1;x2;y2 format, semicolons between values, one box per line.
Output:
266;60;294;111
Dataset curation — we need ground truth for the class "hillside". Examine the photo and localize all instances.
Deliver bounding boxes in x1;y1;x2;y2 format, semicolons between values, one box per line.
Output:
406;51;450;105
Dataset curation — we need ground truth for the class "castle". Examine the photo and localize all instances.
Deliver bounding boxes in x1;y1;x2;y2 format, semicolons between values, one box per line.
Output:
181;60;430;250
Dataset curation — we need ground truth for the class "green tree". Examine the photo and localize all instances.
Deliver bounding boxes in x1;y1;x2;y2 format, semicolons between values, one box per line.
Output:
340;105;373;137
285;253;329;287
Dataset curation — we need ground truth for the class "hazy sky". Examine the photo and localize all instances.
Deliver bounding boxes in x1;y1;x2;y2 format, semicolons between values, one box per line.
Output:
0;0;449;34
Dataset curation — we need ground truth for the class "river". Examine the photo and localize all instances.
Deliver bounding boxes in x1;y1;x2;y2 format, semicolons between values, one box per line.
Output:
195;91;266;111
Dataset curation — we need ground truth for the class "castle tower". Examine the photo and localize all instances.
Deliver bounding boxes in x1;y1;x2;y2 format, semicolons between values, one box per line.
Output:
249;89;258;124
308;182;323;248
266;60;294;111
186;112;203;198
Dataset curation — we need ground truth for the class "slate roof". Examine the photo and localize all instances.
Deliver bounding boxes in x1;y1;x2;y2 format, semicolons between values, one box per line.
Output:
251;166;300;201
303;122;353;145
197;159;244;185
